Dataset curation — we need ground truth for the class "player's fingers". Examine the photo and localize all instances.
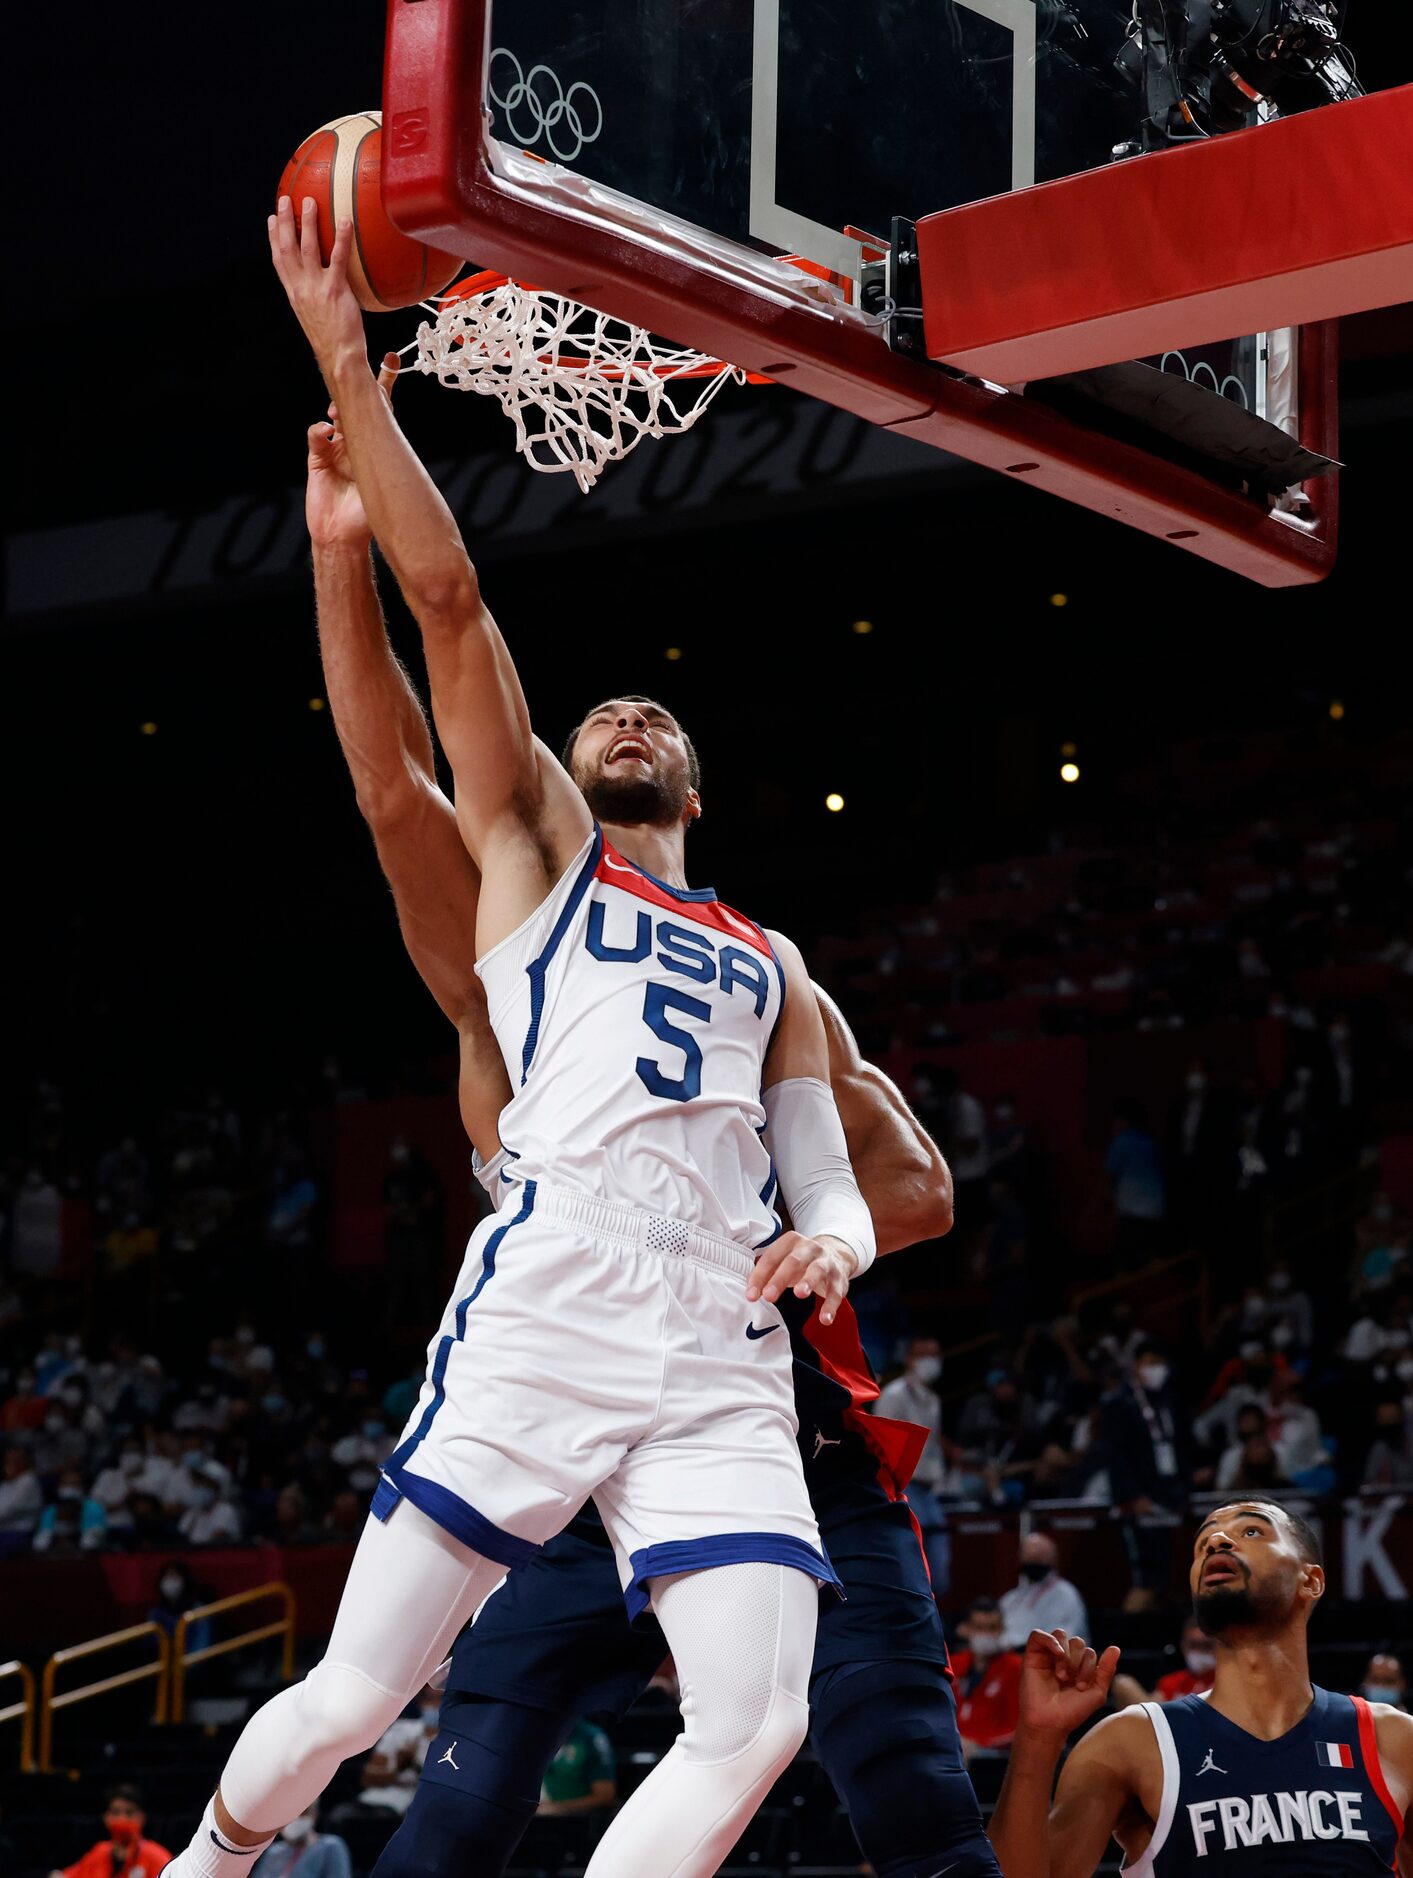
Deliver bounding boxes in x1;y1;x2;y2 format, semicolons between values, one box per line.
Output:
1074;1646;1100;1690
746;1239;797;1301
801;1257;847;1324
1028;1629;1067;1660
762;1248;814;1301
378;352;400;403
1096;1644;1122;1692
307;422;335;454
330;215;354;279
273;196;298;257
299;196;322;267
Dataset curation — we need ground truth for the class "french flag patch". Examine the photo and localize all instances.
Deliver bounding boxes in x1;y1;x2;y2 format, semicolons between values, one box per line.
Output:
1317;1740;1354;1768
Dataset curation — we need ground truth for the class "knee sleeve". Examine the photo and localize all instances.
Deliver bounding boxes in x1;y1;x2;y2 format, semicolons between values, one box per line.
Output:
222;1661;408;1834
581;1562;818;1878
372;1696;566;1878
810;1661;1000;1878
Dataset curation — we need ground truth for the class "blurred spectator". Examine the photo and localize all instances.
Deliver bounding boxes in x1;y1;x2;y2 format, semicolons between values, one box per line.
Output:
1363;1399;1413;1487
955;1367;1042;1502
34;1465;108;1553
1214;1405;1275;1490
0;1367;46;1435
48;1783;170;1878
357;1687;442;1815
1105;1102;1166;1268
951;1598;1022;1757
11;1166;63;1276
1096;1347;1186;1611
324;1489;364;1539
90;1437;146;1533
538;1719;618;1815
148;1561;212;1647
177;1466;243;1546
97;1138;152;1220
252;1808;350;1878
127;1493;180;1551
0;1446;43;1537
1167;1060;1237;1231
268;1483;322;1545
1112;1617;1216;1709
876;1337;949;1588
1263;1256;1315;1351
1193;1338;1288;1450
1356;1653;1407;1710
999;1532;1088;1649
266;1157;319;1253
33;1400;90;1476
1266;1375;1333;1491
102;1210;158;1279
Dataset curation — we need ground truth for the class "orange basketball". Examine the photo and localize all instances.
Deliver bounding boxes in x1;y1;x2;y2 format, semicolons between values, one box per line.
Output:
278;112;462;312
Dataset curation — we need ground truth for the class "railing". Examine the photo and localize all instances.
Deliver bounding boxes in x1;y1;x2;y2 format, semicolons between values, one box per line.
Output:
1069;1247;1210;1339
0;1659;36;1772
39;1623;169;1774
172;1583;296;1723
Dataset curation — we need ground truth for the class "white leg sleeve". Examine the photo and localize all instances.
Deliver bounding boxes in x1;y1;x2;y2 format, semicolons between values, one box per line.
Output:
582;1561;817;1878
187;1502;506;1854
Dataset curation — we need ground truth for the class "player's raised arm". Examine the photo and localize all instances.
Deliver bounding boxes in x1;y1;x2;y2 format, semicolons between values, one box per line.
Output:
988;1629;1126;1878
748;934;876;1324
813;982;953;1253
269;200;589;879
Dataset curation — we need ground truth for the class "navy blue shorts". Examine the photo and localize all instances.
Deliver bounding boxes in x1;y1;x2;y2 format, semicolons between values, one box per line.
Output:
445;1467;949;1716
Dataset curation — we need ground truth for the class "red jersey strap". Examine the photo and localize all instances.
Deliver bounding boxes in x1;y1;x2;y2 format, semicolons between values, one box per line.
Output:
801;1306;928;1494
1352;1693;1406;1840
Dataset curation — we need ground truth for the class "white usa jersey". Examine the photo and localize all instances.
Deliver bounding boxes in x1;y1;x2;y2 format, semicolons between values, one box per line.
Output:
477;826;787;1247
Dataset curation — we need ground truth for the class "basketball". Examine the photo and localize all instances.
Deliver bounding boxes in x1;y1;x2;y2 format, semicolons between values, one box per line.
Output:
277;111;462;312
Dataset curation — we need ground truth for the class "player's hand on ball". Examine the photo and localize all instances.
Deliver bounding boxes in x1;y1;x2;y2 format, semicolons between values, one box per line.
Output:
747;1231;856;1326
306;356;399;549
1019;1628;1120;1743
269;194;368;378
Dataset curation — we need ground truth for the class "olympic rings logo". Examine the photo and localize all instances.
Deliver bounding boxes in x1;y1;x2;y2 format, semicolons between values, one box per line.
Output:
1159;350;1251;411
489;50;604;163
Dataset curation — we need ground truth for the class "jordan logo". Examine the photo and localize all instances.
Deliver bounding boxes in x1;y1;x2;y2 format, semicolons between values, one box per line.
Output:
438;1742;460;1771
1195;1749;1226;1777
813;1429;841;1459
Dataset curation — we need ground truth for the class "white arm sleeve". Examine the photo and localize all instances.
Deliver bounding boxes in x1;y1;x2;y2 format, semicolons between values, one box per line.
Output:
762;1076;877;1273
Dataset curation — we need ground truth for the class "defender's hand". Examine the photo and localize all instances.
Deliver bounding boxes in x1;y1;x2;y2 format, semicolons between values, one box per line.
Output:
1019;1628;1120;1745
306;354;399;548
747;1231;856;1326
268;194;367;380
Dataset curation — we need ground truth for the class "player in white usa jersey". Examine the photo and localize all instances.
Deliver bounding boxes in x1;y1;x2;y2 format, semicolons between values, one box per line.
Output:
161;200;877;1878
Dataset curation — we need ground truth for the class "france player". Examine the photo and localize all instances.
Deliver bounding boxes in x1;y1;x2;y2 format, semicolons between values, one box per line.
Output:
165;199;878;1878
989;1498;1412;1874
302;358;1001;1878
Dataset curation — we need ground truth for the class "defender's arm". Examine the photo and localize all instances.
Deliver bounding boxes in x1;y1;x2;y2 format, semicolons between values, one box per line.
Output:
814;982;953;1253
1372;1706;1413;1876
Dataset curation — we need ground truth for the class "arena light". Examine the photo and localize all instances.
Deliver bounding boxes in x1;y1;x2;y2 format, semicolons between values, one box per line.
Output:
140;722;157;737
825;792;845;813
1060;762;1080;783
308;698;326;712
1061;740;1078;758
852;619;874;635
1049;593;1069;608
1329;699;1345;720
664;646;683;662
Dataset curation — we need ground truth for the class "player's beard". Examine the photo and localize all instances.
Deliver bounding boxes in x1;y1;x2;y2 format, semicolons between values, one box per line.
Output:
1193;1574;1286;1634
579;764;690;828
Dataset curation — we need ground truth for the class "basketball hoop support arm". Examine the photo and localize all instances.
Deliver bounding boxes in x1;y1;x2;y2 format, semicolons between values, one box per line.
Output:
382;0;1340;586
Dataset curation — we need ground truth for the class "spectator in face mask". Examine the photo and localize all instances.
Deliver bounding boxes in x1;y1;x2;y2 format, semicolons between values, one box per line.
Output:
34;1465;108;1553
148;1560;213;1650
49;1784;170;1878
251;1807;351;1878
355;1686;445;1815
876;1336;949;1590
951;1598;1022;1757
1;1368;47;1434
176;1466;242;1546
0;1445;44;1537
999;1531;1089;1649
1357;1653;1408;1712
90;1439;146;1531
1112;1618;1218;1709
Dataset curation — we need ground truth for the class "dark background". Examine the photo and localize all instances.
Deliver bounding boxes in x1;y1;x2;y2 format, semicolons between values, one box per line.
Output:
5;2;1411;1122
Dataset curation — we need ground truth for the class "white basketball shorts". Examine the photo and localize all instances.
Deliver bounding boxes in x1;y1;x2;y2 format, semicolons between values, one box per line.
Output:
373;1178;838;1617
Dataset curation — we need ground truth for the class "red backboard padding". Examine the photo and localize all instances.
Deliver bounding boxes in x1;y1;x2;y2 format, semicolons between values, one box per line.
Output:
918;84;1413;384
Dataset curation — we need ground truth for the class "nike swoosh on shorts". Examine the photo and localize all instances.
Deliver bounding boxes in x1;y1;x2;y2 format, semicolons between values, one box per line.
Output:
745;1324;780;1340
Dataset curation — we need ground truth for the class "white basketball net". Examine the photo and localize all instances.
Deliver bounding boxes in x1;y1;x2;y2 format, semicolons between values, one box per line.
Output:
402;274;754;493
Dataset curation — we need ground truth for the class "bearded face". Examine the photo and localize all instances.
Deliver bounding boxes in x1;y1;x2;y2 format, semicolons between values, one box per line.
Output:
569;700;698;830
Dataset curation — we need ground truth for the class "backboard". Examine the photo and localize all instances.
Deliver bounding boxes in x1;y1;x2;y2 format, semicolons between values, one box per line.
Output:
383;0;1353;584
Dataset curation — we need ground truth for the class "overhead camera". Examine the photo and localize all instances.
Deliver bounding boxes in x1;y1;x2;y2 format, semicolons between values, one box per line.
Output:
1118;0;1362;148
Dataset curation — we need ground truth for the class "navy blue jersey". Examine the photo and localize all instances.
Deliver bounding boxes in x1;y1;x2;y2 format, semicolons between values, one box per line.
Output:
778;1290;927;1495
1130;1686;1402;1874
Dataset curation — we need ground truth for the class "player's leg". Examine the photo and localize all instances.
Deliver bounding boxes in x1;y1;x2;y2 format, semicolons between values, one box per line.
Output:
808;1490;1000;1878
580;1561;818;1878
163;1501;506;1878
373;1511;665;1878
811;1660;999;1878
